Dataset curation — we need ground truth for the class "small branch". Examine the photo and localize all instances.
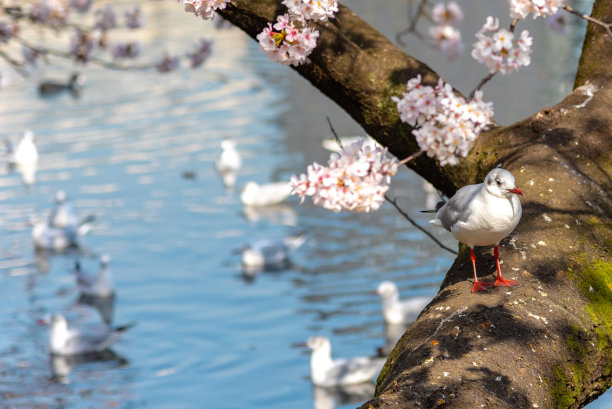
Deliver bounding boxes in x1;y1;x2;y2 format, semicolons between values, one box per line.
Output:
563;5;612;40
0;49;28;78
385;195;458;255
398;149;424;166
396;0;428;46
325;116;344;150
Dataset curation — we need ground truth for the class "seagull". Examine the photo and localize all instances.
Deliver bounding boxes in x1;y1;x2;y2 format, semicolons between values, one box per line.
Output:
375;281;433;325
47;313;134;356
298;336;385;387
240;181;292;207
430;168;523;292
240;234;306;273
7;129;38;166
49;190;80;229
73;255;114;298
31;214;95;252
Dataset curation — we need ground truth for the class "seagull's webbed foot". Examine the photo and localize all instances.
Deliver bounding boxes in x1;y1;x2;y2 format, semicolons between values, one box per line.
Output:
472;281;493;292
494;276;519;287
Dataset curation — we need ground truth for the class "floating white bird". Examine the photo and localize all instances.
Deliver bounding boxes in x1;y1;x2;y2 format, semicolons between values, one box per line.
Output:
240;181;292;207
321;136;379;153
74;255;114;298
50;190;80;229
299;336;385;387
31;214;95;252
312;383;375;409
375;281;433;325
430;168;523;292
7;129;38;166
215;139;241;174
47;314;134;356
241;234;306;272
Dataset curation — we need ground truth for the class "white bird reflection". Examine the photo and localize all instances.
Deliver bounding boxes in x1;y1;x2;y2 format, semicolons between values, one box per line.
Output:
321;135;379;153
312;382;376;409
382;323;410;356
240;181;292;207
12;162;37;186
422;180;439;210
243;204;298;226
50;350;127;384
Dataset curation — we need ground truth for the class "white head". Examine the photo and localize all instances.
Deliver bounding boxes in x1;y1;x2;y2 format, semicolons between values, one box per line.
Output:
306;336;332;354
100;254;111;267
220;139;236;150
376;281;399;299
49;314;69;353
22;129;35;142
55;190;67;203
483;168;523;198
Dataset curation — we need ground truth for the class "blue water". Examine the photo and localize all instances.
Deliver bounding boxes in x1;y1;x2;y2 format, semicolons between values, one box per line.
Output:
0;1;609;408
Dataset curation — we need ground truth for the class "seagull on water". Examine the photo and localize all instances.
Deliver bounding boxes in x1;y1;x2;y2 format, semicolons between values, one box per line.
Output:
216;139;241;188
298;336;385;387
241;234;306;273
31;214;95;252
73;255;114;298
46;313;134;356
7;129;38;166
376;281;433;325
240;181;292;207
429;168;523;292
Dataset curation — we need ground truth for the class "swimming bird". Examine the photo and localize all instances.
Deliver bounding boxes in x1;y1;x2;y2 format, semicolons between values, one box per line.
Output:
7;129;38;166
215;138;241;174
299;336;385;387
31;214;95;252
375;281;433;324
50;190;80;229
240;181;292;207
321;135;379;153
47;313;134;356
240;234;306;273
38;72;86;97
430;168;523;292
73;255;114;298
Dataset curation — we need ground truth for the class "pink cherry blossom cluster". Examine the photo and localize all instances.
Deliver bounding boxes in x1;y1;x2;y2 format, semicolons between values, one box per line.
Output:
256;14;320;67
290;138;398;213
429;2;464;60
509;0;566;20
180;0;231;20
282;0;339;22
471;17;533;75
392;75;494;166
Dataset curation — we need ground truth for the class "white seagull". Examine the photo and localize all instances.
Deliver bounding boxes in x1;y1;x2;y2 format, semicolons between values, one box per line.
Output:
7;129;38;165
47;314;134;356
376;281;433;325
50;190;79;229
31;214;95;252
321;135;379;153
73;255;114;298
215;139;241;174
240;181;292;207
241;234;306;273
430;168;523;292
300;336;385;387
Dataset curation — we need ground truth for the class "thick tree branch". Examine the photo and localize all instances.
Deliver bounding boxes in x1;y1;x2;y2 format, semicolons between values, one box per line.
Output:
217;1;612;408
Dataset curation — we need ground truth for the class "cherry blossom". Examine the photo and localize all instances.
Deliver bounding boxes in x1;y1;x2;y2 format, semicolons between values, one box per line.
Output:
471;17;532;75
188;38;213;68
509;0;566;20
429;25;464;60
180;0;231;20
282;0;339;22
432;2;463;26
392;75;494;166
110;42;140;60
290;138;398;213
70;0;93;14
95;5;118;31
256;14;320;67
125;7;145;29
156;53;180;73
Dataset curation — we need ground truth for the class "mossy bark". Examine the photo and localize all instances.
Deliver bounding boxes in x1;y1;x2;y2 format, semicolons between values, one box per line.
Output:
219;1;612;407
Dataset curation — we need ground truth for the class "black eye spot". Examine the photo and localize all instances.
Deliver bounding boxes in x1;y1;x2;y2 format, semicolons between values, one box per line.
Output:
496;178;501;185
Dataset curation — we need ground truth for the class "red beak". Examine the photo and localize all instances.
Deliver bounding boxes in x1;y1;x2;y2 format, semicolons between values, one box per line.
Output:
508;188;523;196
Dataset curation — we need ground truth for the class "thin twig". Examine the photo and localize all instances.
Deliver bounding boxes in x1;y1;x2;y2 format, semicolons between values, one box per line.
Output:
563;5;612;40
0;49;28;78
398;149;424;166
325;116;344;151
385;195;458;255
396;0;428;45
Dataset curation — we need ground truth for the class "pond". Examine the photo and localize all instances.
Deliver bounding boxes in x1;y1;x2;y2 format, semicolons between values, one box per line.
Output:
0;1;609;408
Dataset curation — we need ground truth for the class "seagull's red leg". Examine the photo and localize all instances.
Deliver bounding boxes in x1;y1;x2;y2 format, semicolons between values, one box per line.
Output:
471;248;493;292
493;245;519;287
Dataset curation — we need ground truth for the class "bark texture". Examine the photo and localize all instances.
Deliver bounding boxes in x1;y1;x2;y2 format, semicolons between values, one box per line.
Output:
219;2;612;408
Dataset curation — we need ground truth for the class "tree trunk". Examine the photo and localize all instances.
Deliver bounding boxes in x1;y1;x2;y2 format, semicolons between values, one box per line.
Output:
219;1;612;408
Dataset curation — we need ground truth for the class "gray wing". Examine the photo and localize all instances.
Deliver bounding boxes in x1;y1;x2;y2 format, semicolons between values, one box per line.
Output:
436;183;481;231
258;241;289;264
64;328;119;354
